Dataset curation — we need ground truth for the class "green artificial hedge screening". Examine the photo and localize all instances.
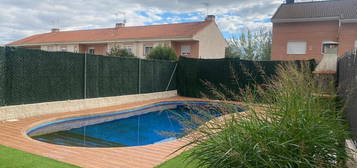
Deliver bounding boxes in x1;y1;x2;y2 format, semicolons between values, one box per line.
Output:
176;56;316;99
0;46;315;106
0;47;176;106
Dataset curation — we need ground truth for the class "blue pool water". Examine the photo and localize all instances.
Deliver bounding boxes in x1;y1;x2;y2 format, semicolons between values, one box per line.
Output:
28;101;243;148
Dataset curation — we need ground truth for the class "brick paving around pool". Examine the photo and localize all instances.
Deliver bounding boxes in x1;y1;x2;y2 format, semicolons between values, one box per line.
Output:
0;96;210;168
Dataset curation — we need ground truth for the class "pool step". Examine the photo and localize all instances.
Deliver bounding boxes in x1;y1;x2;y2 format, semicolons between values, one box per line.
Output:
32;131;126;147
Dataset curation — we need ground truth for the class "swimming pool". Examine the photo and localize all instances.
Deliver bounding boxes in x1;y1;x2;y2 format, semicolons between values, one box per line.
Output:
27;101;244;148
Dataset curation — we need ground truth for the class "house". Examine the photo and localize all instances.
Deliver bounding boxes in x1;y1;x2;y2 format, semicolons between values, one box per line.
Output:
7;15;227;59
271;0;357;61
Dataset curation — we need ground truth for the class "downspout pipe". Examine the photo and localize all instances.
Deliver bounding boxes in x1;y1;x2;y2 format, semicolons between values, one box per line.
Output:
337;15;342;56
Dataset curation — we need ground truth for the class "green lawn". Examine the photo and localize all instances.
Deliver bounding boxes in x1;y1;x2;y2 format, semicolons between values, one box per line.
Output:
0;145;78;168
156;150;200;168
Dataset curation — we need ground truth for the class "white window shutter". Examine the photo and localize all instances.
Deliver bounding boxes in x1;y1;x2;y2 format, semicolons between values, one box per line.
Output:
287;41;307;55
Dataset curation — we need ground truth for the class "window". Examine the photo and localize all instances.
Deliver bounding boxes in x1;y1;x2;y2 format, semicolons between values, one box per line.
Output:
181;45;191;56
322;41;339;54
287;41;307;55
123;45;133;54
60;46;67;52
88;48;95;54
144;46;153;56
74;46;79;53
321;40;329;54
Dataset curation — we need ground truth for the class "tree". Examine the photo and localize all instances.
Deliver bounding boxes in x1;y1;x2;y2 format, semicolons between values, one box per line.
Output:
226;27;272;61
255;28;272;61
225;45;240;58
107;45;134;57
147;45;177;60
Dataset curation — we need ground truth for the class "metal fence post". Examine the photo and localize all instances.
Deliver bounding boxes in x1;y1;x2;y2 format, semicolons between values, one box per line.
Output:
138;58;141;94
0;47;7;106
84;52;87;99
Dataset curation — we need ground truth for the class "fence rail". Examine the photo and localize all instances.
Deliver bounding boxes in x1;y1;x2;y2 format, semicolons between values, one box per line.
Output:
0;47;176;106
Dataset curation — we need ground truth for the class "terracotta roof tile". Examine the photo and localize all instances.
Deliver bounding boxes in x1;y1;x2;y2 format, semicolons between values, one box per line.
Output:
9;21;212;45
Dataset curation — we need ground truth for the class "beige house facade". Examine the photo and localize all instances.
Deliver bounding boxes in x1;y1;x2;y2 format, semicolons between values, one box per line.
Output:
8;15;227;59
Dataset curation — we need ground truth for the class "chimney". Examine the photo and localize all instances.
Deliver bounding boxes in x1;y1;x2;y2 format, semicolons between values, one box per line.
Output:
51;28;60;33
205;15;215;22
286;0;294;4
115;23;125;28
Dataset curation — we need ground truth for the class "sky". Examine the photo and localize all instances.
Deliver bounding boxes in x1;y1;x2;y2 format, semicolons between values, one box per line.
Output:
0;0;315;45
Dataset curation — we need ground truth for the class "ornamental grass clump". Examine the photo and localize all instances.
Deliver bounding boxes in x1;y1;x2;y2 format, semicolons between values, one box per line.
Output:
178;63;350;168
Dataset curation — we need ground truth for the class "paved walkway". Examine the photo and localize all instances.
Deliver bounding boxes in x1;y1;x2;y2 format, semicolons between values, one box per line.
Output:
0;96;203;168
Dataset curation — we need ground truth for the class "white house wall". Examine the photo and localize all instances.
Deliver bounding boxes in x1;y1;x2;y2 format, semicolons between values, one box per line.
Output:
107;41;172;58
41;44;79;53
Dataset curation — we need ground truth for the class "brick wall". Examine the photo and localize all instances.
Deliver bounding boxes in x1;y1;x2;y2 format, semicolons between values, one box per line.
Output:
272;21;357;61
79;44;108;55
171;41;199;58
339;23;357;56
272;21;339;61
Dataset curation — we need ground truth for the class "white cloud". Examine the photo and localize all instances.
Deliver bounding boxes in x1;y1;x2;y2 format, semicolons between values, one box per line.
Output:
0;0;318;45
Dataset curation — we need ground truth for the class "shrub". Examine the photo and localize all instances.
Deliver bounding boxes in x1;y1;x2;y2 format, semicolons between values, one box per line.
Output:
178;63;349;168
147;45;177;60
107;45;134;57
